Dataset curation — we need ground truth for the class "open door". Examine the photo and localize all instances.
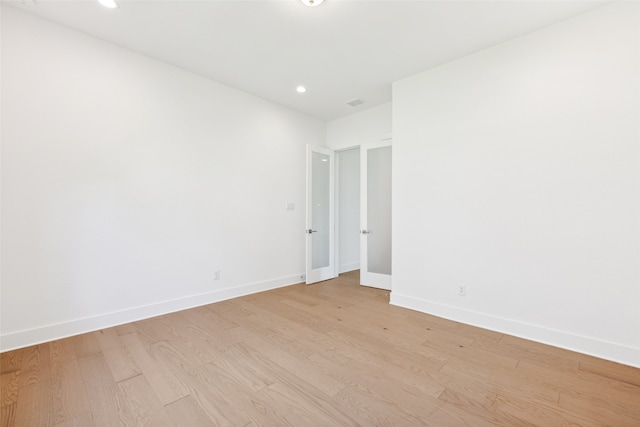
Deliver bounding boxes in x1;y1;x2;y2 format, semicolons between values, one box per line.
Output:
305;145;336;284
360;141;392;290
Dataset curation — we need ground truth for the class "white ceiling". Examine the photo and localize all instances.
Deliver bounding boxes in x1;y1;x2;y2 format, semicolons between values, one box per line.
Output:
4;0;604;121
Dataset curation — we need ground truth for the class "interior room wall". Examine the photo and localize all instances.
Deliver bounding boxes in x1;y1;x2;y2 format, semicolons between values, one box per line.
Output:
392;2;639;367
337;148;360;273
0;6;325;351
327;102;391;151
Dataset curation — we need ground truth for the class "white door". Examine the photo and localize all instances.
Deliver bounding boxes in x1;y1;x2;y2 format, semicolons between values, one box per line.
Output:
306;145;336;284
360;141;392;290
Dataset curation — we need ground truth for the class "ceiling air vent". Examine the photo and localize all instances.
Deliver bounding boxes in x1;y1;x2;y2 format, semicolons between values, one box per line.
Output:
346;99;365;107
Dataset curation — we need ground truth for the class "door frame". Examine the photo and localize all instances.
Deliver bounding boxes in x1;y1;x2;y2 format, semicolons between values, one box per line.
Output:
332;133;392;287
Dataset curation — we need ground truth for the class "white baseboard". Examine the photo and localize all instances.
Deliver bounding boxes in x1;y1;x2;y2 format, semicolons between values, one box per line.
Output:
0;274;303;352
390;292;640;369
338;262;360;274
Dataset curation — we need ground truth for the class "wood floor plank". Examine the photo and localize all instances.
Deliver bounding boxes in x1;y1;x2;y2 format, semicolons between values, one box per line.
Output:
54;412;96;427
326;328;447;384
405;309;460;331
495;334;581;371
165;395;215;426
117;375;172;427
90;326;143;382
133;315;182;344
422;338;519;370
195;305;240;330
94;329;123;351
258;381;356;427
516;358;640;404
49;355;91;424
113;321;139;336
197;359;295;426
152;341;254;426
579;357;640;387
434;388;501;427
0;403;16;427
246;295;335;335
308;351;444;423
453;321;504;344
228;312;318;360
179;309;244;349
492;393;598;427
0;352;19;376
207;297;254;314
332;384;429;426
233;327;347;397
205;343;275;392
102;346;142;383
49;338;78;361
439;361;561;404
77;353;135;426
229;341;362;426
71;333;101;359
119;332;190;405
558;390;640;425
13;378;54;426
131;312;220;367
0;372;19;408
17;344;50;387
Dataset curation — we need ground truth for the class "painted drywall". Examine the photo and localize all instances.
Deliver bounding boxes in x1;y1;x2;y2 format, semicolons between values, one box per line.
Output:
327;103;391;151
0;6;325;351
392;2;640;367
337;148;360;273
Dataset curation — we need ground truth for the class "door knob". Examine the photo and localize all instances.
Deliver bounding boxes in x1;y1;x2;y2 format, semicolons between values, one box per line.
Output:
361;230;372;234
306;229;318;234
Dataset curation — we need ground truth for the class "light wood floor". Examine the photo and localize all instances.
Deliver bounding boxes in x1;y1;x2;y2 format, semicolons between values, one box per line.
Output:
1;271;639;426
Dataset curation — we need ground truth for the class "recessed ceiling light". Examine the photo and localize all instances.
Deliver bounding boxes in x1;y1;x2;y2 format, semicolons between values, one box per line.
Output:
98;0;118;9
300;0;324;7
296;86;307;93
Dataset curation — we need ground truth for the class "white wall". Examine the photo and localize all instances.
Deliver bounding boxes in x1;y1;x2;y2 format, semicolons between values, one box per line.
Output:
337;148;360;273
0;7;325;351
392;2;640;367
327;102;391;151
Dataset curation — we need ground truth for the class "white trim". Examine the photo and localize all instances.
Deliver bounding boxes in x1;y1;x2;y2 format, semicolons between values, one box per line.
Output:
334;150;341;279
338;262;360;274
0;274;302;352
390;292;640;369
334;145;361;153
379;132;392;141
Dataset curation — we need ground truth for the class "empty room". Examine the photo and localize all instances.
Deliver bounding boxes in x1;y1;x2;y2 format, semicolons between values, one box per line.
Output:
1;0;639;425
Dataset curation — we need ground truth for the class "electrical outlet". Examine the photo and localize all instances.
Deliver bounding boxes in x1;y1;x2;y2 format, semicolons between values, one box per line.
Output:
214;270;221;281
458;285;466;296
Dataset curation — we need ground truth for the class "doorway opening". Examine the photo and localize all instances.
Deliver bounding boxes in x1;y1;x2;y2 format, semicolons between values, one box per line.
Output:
306;141;391;290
